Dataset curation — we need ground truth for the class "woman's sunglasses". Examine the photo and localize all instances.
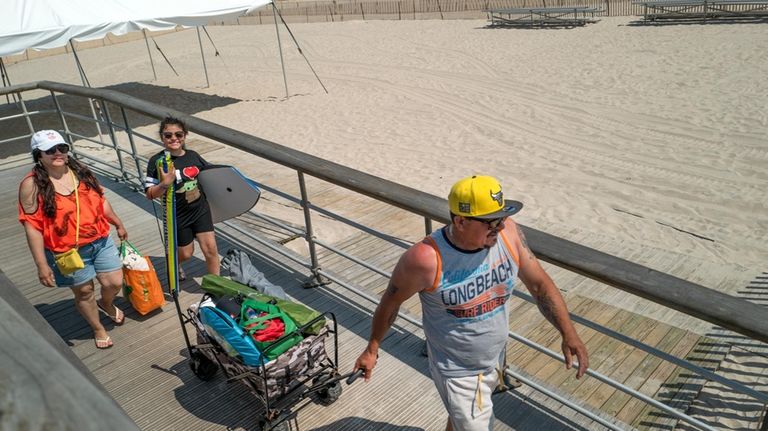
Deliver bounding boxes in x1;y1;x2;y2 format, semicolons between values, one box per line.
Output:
162;131;186;140
43;144;70;155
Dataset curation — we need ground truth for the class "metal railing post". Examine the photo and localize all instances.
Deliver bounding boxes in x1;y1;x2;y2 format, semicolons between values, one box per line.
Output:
17;93;35;136
297;171;328;287
120;107;146;189
100;101;127;181
49;91;75;154
425;217;433;235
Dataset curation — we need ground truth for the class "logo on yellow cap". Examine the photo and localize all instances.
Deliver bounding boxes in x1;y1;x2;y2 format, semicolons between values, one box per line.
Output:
490;190;503;207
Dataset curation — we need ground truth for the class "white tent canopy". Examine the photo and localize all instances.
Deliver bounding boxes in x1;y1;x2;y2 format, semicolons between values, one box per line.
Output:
0;0;270;57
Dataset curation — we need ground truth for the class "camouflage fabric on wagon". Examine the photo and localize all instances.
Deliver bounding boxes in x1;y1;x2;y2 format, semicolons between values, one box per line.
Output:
191;307;331;400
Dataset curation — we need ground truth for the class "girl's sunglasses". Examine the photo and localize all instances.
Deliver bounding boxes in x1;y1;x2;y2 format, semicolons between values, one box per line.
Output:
43;144;70;155
162;132;186;140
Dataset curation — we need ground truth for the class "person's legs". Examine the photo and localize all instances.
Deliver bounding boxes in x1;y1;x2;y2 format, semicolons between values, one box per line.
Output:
178;242;195;264
53;239;114;348
71;281;112;348
431;365;498;431
177;225;195;280
96;269;124;322
88;237;125;323
196;231;220;275
189;207;218;275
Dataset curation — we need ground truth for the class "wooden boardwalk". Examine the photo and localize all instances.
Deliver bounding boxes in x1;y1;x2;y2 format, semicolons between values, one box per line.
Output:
1;152;765;430
1;159;622;430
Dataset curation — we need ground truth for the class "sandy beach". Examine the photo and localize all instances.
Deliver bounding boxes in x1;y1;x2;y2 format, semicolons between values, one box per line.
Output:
5;16;767;284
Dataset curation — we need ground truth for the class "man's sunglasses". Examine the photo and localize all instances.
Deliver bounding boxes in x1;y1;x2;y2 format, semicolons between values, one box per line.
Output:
43;144;70;155
162;131;186;140
466;216;507;230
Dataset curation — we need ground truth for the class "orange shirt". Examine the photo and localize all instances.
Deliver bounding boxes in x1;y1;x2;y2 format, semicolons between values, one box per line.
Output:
18;173;111;253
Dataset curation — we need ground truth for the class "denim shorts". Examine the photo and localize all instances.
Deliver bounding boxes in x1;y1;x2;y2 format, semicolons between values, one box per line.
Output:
45;236;122;288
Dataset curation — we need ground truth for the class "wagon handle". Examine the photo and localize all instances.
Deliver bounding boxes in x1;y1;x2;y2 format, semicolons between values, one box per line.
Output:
346;368;365;385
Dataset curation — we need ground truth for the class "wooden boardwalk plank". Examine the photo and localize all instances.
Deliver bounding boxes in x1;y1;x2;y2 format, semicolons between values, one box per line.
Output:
622;330;701;427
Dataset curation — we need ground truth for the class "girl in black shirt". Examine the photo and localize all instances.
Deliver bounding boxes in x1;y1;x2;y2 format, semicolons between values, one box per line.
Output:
145;117;220;278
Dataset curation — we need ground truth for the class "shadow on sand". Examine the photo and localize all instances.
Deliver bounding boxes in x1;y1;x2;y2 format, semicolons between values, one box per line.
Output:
0;81;241;158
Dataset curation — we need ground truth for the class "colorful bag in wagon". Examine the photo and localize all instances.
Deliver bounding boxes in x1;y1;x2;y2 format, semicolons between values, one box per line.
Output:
239;298;303;360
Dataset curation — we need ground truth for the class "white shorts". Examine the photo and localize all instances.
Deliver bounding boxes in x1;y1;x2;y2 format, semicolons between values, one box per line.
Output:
430;365;501;431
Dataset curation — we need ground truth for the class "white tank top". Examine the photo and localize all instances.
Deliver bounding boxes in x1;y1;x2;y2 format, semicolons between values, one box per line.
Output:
419;227;519;377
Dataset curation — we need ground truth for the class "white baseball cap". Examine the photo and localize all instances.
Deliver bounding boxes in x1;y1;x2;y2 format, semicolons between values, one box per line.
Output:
30;130;67;153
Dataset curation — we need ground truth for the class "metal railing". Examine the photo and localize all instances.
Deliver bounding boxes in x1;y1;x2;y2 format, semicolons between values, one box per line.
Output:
2;80;767;430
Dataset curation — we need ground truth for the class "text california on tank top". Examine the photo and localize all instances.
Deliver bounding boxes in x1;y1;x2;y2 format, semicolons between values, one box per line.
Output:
419;227;520;377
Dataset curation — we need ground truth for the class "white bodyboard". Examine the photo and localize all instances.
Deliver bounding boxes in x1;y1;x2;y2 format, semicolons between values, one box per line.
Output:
198;166;261;224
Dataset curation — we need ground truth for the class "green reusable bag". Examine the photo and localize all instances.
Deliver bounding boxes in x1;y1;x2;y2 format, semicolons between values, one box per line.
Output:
201;274;325;335
239;298;303;360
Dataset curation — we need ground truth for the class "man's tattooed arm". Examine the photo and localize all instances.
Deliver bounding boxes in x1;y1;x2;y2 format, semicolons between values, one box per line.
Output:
380;282;402;328
533;293;561;329
516;224;536;261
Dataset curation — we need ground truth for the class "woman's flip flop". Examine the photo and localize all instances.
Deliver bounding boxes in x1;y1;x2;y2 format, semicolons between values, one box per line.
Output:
97;301;125;325
95;335;113;349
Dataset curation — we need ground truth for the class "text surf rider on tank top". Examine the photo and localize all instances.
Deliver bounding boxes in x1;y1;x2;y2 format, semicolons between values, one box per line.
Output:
419;226;519;377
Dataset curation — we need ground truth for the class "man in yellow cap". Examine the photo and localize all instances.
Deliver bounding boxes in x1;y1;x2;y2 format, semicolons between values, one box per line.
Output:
354;175;589;431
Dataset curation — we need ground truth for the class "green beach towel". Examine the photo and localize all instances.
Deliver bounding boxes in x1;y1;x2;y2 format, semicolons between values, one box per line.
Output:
201;274;325;335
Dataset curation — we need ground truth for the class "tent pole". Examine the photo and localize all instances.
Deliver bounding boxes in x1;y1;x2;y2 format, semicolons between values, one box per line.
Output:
151;38;179;76
273;6;329;94
69;40;91;87
202;26;229;70
0;58;19;105
196;27;210;88
143;29;157;81
6;62;34;135
201;26;221;57
69;40;105;144
272;2;290;100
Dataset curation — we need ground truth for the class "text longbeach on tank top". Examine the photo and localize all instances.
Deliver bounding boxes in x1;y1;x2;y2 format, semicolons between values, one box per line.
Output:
419;227;520;377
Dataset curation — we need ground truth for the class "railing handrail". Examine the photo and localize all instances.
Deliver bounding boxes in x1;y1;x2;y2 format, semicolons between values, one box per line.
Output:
3;80;768;346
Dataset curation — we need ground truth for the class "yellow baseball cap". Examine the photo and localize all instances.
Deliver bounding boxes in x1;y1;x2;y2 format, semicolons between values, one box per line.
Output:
448;175;523;219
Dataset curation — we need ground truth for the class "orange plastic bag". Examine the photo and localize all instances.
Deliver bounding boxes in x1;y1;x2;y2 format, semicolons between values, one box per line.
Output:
123;257;165;315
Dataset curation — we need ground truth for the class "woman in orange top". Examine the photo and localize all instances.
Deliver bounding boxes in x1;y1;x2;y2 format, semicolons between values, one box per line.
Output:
18;130;128;350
